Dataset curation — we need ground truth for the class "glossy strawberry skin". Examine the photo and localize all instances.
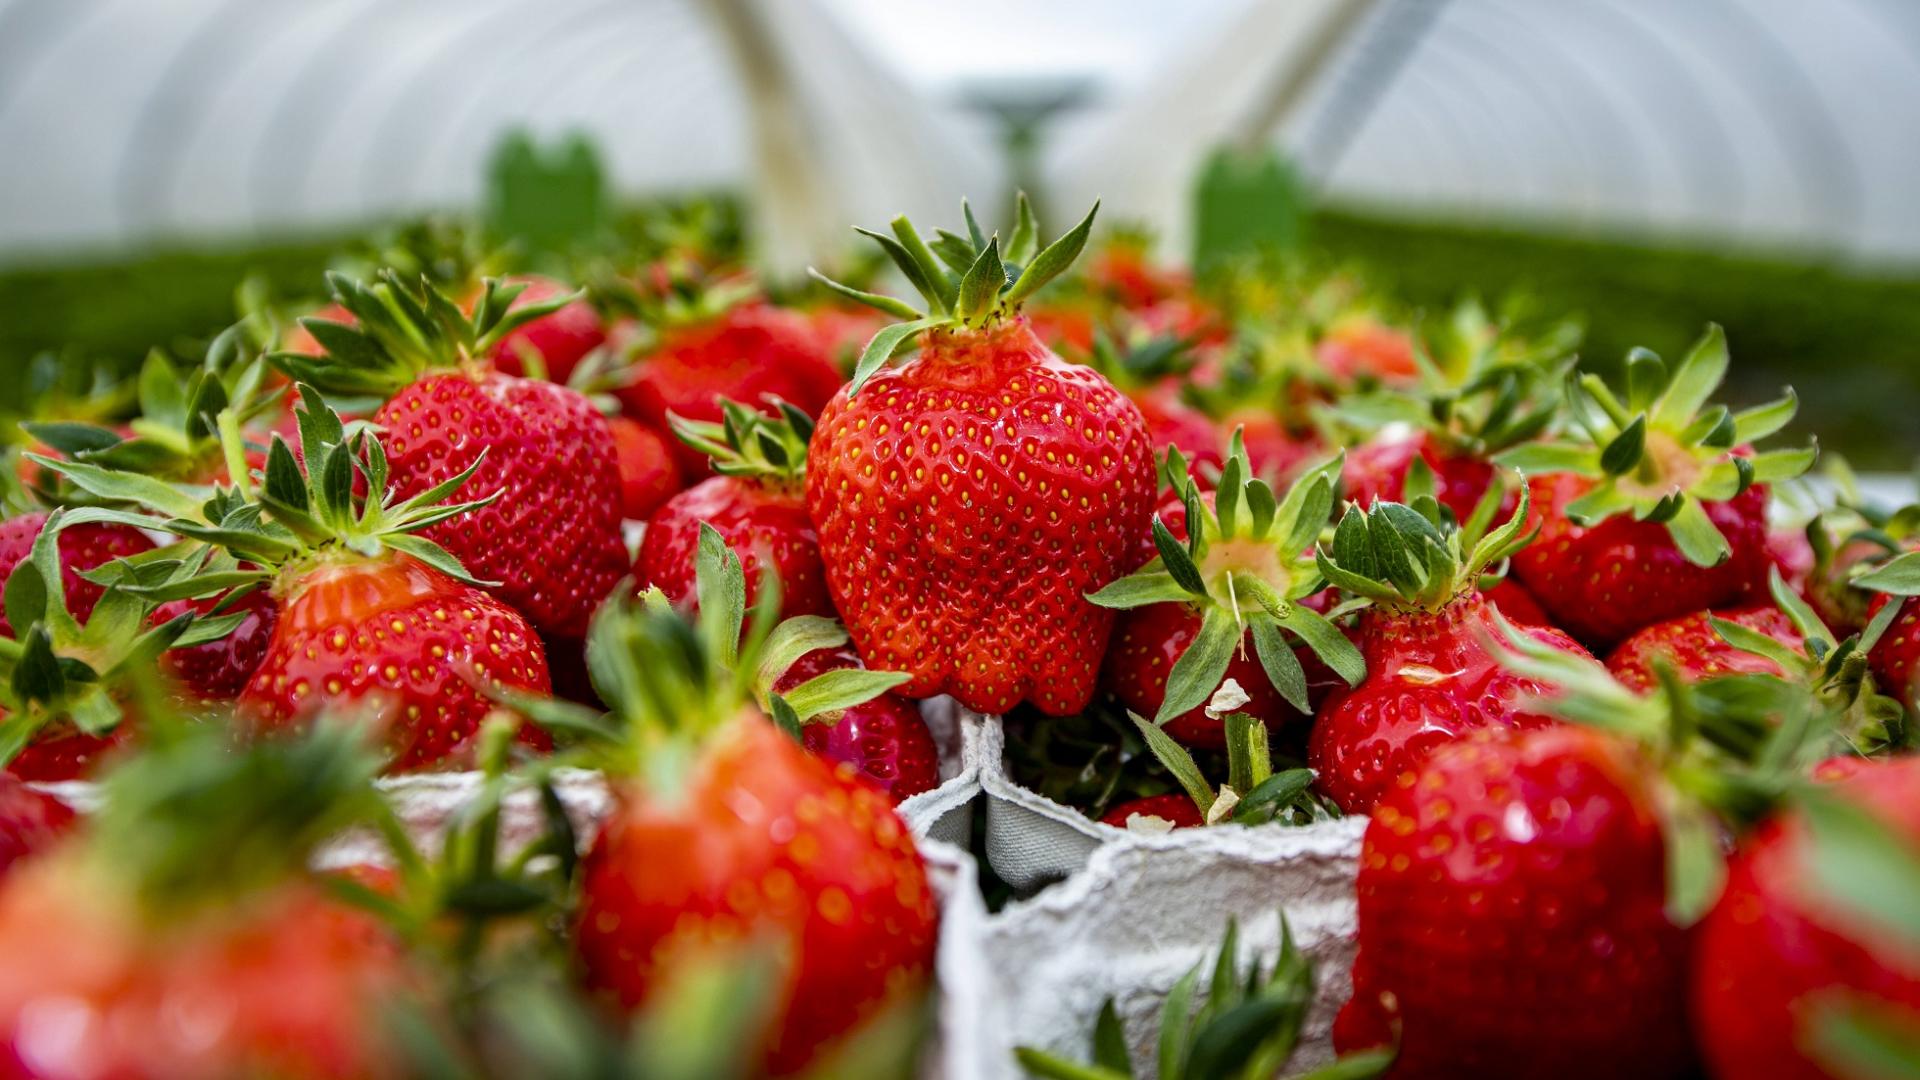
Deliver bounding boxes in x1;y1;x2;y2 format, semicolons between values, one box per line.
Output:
1866;593;1920;708
1130;381;1223;472
1512;473;1771;649
1484;578;1551;628
777;648;940;803
1099;792;1203;830
0;777;72;879
574;717;936;1075
156;587;279;702
807;318;1156;715
3;724;128;782
377;370;628;639
618;304;845;476
1692;756;1920;1080
1335;727;1694;1079
605;416;684;521
1309;591;1587;814
1605;604;1803;693
1102;602;1309;749
0;512;155;637
1341;430;1504;524
0;864;409;1080
637;475;830;621
238;554;551;772
486;275;606;385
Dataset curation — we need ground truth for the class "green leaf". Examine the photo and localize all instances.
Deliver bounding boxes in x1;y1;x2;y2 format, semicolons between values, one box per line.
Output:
21;421;124;457
1279;606;1365;686
1562;482;1636;526
1245;479;1278;540
1292;1049;1396;1080
383;534;491;587
1154;606;1240;724
1129;713;1213;817
1746;445;1818;484
695;524;746;668
1623;347;1667;413
1799;786;1920;954
849;318;940;396
1599;415;1647;476
1086;571;1195;610
3;561;47;645
1653;323;1729;428
1663;497;1732;567
805;269;923;321
1153;519;1208;597
29;455;206;520
755;615;849;692
1249;615;1309;713
1011;1048;1130;1080
1661;800;1726;924
1732;388;1800;444
956;237;1008;325
1004;201;1099;307
1090;999;1132;1076
1857;552;1920;598
1710;617;1806;670
10;624;66;705
168;611;249;648
1803;995;1920;1080
1493;441;1599;475
1157;966;1200;1079
780;669;912;723
1232;769;1316;824
855;227;946;315
1006;193;1041;265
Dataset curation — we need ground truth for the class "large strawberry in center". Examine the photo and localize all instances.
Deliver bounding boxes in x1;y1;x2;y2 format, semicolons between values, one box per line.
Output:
806;198;1156;715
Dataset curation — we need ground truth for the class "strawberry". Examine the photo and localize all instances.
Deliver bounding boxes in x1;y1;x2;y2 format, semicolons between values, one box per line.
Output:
485;273;606;384
1340;429;1500;522
617;299;845;476
1484;576;1551;627
1090;442;1361;747
0;510;152;636
0;724;416;1080
43;391;552;771
635;400;829;620
1502;326;1813;648
605;415;683;521
154;584;279;702
1097;791;1204;830
1334;725;1695;1078
1606;603;1804;692
1082;331;1224;471
0;775;71;879
805;197;1157;715
1692;756;1920;1080
1315;315;1418;387
560;537;935;1074
274;271;628;638
774;646;939;803
1310;487;1591;813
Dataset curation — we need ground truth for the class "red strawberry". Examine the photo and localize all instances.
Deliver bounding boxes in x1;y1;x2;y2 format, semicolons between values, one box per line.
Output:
1760;524;1816;598
605;416;684;521
1605;604;1804;693
5;724;129;782
571;549;935;1075
1093;442;1360;746
1484;577;1551;627
0;776;72;879
1334;726;1694;1078
155;585;279;702
0;512;153;637
806;200;1156;715
1502;326;1811;648
276;272;630;639
1315;316;1418;386
0;726;416;1080
618;301;844;476
1131;380;1223;472
774;647;939;803
636;402;829;621
486;274;605;384
1341;429;1502;524
1692;755;1920;1080
1098;791;1203;830
1310;490;1590;813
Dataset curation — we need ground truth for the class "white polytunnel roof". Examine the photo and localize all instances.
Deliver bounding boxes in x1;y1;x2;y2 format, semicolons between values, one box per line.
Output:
0;0;1916;266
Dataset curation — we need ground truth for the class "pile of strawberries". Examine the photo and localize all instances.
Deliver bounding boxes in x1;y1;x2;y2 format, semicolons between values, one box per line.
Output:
0;194;1915;1079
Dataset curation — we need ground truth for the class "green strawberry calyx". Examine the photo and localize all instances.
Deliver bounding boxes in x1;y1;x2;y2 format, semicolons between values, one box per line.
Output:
1496;324;1814;567
810;193;1101;395
668;397;813;486
1123;683;1337;831
1087;434;1365;724
1315;480;1537;615
31;386;497;602
270;270;583;400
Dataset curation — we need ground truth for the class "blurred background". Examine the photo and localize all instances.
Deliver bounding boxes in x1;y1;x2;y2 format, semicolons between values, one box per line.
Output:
1;0;1917;462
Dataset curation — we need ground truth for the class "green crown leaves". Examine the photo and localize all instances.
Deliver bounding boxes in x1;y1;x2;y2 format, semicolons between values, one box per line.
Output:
1497;325;1814;567
668;397;814;484
810;194;1100;394
1315;481;1536;613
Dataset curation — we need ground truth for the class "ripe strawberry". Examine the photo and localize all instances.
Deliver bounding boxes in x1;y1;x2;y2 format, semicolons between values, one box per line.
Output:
1334;725;1694;1078
806;198;1156;715
0;510;152;637
1310;488;1591;813
605;415;683;521
1606;603;1803;692
486;273;606;384
45;392;553;771
274;271;628;639
1484;576;1551;627
636;401;829;620
1692;756;1920;1080
1315;315;1418;386
0;725;416;1080
567;541;935;1074
1091;442;1361;747
1341;429;1500;522
1097;791;1203;830
617;299;844;476
154;584;279;701
0;775;72;879
774;646;939;803
1503;326;1812;648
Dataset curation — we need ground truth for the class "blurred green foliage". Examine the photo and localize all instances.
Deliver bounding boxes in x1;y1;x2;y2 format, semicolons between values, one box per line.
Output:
2;202;1917;465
